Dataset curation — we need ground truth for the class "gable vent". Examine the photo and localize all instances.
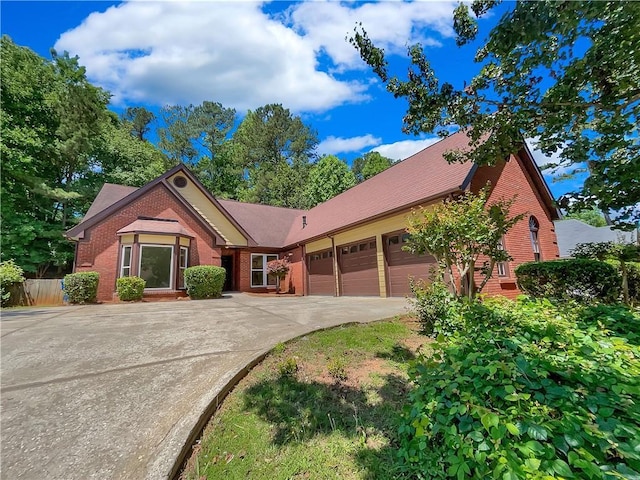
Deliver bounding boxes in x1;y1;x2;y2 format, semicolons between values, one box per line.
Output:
173;176;187;188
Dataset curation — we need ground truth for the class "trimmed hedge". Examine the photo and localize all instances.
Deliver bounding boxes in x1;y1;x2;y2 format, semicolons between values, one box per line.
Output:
116;276;145;301
515;259;621;303
63;272;100;304
607;260;640;306
184;265;226;299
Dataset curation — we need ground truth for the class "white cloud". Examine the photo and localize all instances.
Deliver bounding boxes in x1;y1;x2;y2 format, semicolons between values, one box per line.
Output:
372;137;441;161
318;134;381;155
525;137;580;177
286;1;456;71
54;0;458;112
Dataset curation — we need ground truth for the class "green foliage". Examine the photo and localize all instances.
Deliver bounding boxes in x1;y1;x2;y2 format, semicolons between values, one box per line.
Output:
277;357;299;377
351;151;393;183
183;265;226;299
0;260;25;307
564;208;608;227
410;279;458;336
571;242;639;305
351;1;640;227
116;276;145;302
63;272;99;304
233;103;318;209
327;358;348;381
515;259;621;303
406;187;524;299
398;298;640;479
305;155;356;207
121;106;155;141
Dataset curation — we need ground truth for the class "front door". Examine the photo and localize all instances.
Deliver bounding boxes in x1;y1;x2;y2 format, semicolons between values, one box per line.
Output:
221;255;234;291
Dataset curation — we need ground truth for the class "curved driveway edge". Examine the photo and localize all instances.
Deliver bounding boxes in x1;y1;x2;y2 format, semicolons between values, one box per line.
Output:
1;293;407;480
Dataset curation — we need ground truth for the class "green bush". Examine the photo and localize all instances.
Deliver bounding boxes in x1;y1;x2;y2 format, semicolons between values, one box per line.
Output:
515;259;621;303
116;276;145;301
607;260;640;306
63;272;100;304
0;260;25;307
398;298;640;479
183;265;226;299
277;357;299;377
327;358;347;381
410;279;460;336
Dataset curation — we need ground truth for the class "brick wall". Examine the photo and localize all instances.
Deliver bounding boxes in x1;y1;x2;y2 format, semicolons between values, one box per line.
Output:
75;184;220;301
470;153;559;298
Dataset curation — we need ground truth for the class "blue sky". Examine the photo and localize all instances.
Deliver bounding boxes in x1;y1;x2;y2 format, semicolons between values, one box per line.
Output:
1;0;580;199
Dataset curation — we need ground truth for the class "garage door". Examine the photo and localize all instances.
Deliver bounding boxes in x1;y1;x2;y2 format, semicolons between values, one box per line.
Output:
307;249;335;295
339;239;379;296
385;232;437;297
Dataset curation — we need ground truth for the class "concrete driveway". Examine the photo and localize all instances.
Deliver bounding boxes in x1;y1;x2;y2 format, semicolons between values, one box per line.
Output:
0;293;407;480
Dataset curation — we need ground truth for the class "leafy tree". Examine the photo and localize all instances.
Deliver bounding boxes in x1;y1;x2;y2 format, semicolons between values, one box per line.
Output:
233;104;318;208
564;207;608;227
351;151;393;183
157;101;241;197
351;1;640;227
405;188;524;300
122;106;155;141
305;155;356;207
1;36;110;276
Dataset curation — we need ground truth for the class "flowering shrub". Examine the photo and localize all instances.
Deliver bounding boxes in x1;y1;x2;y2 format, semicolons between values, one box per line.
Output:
266;258;290;278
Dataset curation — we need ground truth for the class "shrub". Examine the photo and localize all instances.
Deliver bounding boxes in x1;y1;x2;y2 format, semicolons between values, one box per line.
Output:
63;272;100;304
116;276;145;301
183;265;226;299
398;298;640;479
410;279;459;336
606;260;640;307
327;358;347;381
0;260;25;307
515;258;621;303
277;357;298;376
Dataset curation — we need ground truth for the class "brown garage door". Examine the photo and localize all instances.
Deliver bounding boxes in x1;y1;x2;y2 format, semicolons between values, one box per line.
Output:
307;250;335;295
385;232;437;297
339;239;379;296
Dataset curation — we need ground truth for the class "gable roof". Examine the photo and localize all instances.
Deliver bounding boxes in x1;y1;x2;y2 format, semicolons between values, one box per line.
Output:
554;219;638;257
217;199;306;248
65;164;248;245
284;131;476;246
82;184;138;222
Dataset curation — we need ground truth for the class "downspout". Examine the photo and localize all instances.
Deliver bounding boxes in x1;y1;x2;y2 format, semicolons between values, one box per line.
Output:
329;235;338;297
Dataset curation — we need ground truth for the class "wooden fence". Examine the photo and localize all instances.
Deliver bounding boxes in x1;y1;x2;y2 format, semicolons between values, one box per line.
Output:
6;279;65;306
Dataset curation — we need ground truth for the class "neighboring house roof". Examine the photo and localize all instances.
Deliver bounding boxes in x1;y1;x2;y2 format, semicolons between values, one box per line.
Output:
217;199;306;248
116;218;196;237
283;132;479;246
82;184;138;222
554;219;639;257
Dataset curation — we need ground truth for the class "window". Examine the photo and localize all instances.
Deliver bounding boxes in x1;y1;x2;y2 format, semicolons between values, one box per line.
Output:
370;241;376;250
341;247;349;255
359;243;368;251
120;245;132;277
401;233;411;243
178;247;188;289
529;216;542;261
349;245;358;253
496;237;508;277
388;236;399;245
251;254;278;287
139;245;173;289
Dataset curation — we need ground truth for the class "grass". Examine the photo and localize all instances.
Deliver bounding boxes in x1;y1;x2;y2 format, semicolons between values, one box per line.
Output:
180;317;429;480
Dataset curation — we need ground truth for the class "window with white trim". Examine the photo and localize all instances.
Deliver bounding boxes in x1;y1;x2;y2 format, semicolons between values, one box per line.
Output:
139;245;174;289
178;247;188;289
120;245;132;277
529;216;542;261
496;237;508;277
251;254;278;287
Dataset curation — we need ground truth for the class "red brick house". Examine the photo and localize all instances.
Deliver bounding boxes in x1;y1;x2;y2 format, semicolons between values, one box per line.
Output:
65;131;560;302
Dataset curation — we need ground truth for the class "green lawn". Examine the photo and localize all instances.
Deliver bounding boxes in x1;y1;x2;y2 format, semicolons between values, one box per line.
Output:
180;318;429;480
